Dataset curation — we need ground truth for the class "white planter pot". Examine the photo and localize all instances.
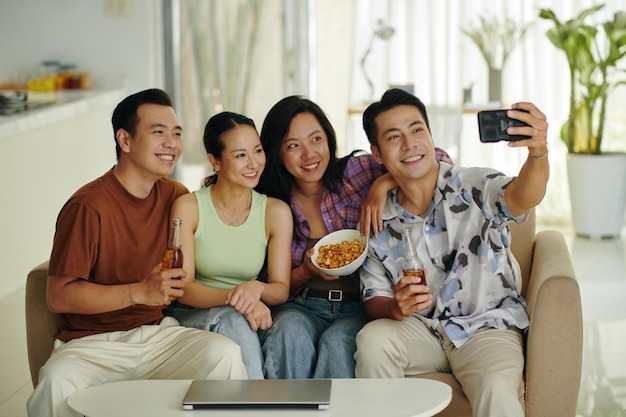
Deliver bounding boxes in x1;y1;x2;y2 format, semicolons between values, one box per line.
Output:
567;153;626;239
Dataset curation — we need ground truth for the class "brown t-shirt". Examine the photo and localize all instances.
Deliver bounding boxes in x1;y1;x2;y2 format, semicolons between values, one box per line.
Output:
48;169;188;342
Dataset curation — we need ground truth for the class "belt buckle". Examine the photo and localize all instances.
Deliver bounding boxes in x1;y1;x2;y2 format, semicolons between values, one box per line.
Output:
328;289;343;302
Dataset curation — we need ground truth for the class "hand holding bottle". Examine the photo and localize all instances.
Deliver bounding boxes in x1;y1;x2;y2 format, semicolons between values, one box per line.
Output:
390;228;431;318
131;264;187;306
162;218;184;300
393;276;432;318
401;228;426;285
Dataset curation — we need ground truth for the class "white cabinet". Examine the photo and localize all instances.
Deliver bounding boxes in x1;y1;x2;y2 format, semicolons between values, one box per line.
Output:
0;89;123;299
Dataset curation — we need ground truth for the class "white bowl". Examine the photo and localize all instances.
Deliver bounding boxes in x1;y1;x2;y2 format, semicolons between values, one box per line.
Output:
311;229;369;276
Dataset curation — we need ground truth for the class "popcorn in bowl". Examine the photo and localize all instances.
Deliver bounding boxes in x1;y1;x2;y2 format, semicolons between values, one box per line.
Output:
312;229;368;276
316;239;365;269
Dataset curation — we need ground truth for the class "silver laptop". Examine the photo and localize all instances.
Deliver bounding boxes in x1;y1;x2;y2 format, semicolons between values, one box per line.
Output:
182;379;332;410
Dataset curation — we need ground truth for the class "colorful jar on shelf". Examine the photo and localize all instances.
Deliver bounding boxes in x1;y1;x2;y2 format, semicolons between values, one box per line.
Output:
59;64;82;89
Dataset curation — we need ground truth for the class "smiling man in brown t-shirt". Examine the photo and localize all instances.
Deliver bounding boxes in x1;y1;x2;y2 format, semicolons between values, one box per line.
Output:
27;89;246;417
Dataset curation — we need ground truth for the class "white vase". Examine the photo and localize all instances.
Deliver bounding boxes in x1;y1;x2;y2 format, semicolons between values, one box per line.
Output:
567;153;626;238
488;68;502;104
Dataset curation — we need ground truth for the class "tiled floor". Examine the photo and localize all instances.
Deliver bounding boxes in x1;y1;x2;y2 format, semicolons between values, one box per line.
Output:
564;223;626;417
1;222;625;417
0;284;33;417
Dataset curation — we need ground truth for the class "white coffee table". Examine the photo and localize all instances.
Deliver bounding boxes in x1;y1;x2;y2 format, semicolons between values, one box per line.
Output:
68;378;451;417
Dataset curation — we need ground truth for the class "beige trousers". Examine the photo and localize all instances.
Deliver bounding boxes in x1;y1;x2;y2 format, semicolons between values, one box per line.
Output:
27;317;247;417
355;317;524;417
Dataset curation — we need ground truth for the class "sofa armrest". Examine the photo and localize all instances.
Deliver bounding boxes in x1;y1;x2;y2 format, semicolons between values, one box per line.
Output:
523;230;582;417
25;260;57;388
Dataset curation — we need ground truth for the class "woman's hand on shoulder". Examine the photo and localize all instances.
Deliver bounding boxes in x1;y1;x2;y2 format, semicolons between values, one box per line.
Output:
360;173;396;238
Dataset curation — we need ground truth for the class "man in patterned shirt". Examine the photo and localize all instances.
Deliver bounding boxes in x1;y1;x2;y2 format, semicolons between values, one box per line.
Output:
355;88;549;417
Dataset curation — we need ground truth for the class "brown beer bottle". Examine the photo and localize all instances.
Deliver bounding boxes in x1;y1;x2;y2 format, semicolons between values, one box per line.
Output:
401;227;426;285
162;218;183;300
162;218;184;270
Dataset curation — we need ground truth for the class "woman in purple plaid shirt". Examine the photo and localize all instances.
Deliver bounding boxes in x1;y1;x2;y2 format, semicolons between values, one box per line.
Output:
255;96;451;378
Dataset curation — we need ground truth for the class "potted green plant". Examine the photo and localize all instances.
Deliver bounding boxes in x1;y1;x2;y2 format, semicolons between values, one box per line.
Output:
540;4;626;238
540;5;626;153
462;15;531;103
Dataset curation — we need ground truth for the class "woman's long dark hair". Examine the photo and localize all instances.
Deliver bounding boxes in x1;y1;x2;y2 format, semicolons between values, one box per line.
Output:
200;111;257;188
255;96;358;204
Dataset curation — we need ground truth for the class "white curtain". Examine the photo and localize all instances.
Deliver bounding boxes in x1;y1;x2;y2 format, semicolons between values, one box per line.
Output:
349;0;626;225
178;0;262;169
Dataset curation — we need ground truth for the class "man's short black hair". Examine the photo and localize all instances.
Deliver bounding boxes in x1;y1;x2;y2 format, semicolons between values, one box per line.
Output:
111;89;173;159
362;88;430;147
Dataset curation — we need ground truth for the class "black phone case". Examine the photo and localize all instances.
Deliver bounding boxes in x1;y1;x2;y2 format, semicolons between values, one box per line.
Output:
477;110;530;142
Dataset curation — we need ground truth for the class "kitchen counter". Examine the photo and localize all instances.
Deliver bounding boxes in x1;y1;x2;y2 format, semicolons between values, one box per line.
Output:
0;88;124;141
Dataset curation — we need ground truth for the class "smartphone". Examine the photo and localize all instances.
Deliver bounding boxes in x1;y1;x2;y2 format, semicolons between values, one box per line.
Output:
477;109;530;142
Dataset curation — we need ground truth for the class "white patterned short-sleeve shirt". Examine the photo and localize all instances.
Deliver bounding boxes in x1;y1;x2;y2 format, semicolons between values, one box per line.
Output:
359;162;530;347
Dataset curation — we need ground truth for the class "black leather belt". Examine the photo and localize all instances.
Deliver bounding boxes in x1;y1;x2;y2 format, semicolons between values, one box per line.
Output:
304;288;360;302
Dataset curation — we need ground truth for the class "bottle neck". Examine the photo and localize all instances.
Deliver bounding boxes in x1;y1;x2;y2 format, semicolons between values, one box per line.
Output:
168;219;182;250
401;229;418;259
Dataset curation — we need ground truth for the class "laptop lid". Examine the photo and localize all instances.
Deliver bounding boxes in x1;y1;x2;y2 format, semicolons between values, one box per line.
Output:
182;379;332;410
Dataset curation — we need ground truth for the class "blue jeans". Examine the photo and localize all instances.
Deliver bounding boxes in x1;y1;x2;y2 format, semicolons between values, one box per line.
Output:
167;303;264;379
259;294;367;379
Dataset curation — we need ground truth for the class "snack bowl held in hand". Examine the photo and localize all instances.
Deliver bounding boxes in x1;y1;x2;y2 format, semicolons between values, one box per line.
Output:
311;229;369;276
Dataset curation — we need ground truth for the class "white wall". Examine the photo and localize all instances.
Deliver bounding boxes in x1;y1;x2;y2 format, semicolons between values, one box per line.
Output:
243;0;354;147
0;0;164;298
244;0;285;128
1;99;121;299
0;0;163;93
314;0;355;156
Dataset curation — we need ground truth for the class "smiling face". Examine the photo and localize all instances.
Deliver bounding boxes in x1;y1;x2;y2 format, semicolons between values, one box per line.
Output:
279;112;330;191
370;104;438;183
118;103;183;181
210;124;266;189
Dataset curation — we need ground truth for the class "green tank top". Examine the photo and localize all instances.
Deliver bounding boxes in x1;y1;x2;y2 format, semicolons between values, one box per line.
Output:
193;186;267;289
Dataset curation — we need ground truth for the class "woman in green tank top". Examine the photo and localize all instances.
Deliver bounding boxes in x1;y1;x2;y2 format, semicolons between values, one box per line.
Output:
166;112;293;379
